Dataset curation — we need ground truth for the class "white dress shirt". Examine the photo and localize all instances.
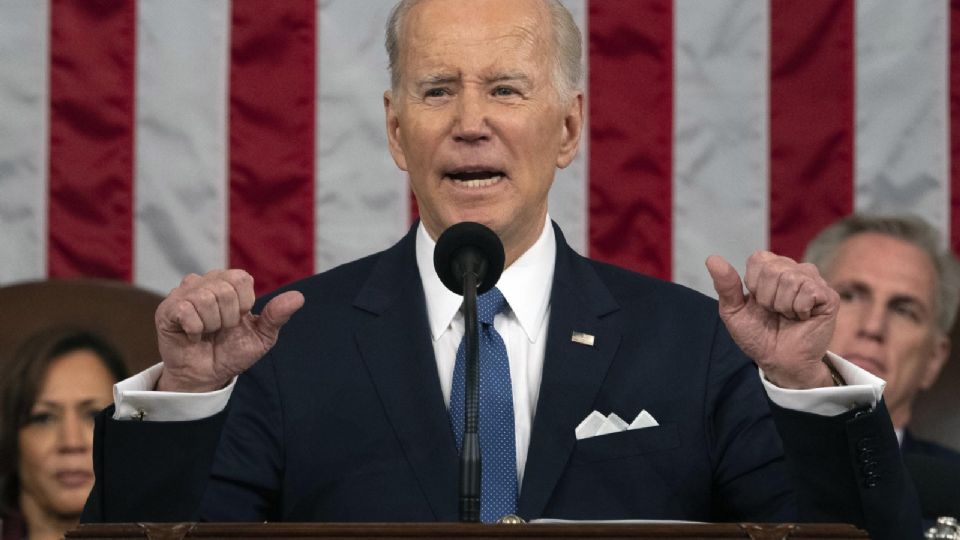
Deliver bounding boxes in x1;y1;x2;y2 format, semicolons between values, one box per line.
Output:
417;216;555;485
114;215;884;486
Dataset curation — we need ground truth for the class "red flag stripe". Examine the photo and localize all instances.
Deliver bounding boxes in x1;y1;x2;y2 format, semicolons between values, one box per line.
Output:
229;0;316;295
768;0;855;260
588;0;674;280
47;0;136;281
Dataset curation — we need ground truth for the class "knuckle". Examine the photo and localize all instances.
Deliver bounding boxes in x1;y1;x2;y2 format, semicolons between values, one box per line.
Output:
758;263;779;282
228;268;253;283
211;280;235;300
176;299;196;318
826;287;840;305
226;270;255;295
157;298;185;322
195;287;218;305
223;269;254;290
781;271;804;290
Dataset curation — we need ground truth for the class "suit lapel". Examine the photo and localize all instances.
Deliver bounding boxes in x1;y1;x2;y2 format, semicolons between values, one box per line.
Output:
350;223;623;521
518;224;622;519
353;226;460;521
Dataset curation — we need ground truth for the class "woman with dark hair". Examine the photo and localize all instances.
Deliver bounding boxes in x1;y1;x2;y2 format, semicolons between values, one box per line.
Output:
0;328;127;540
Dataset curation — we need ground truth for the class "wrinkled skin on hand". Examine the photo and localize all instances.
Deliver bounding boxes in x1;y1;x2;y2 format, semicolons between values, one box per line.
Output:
706;251;839;389
154;269;304;392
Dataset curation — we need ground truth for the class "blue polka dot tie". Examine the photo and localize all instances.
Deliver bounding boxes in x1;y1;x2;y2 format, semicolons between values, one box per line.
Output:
449;287;518;523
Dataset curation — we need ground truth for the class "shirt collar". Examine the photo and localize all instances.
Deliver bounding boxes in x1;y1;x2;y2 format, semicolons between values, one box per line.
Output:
416;215;556;343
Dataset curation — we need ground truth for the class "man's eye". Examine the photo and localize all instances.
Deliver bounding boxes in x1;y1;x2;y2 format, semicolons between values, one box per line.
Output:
837;288;855;301
892;304;921;322
424;88;448;98
492;86;516;97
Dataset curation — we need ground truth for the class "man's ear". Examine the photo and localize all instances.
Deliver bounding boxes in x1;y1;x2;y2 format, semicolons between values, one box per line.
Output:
384;90;409;171
556;91;583;169
920;332;951;390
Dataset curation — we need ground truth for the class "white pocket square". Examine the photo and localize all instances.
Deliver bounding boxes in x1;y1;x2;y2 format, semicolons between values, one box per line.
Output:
575;409;659;440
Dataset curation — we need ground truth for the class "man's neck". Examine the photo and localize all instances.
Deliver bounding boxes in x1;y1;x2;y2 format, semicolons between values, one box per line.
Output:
890;406;910;433
420;215;548;271
501;220;548;269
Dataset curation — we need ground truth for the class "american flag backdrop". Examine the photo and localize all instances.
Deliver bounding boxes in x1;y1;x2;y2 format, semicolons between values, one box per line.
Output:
0;0;958;299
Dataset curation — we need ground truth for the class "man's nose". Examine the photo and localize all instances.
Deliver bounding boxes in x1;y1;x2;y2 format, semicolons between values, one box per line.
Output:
58;411;89;452
452;90;491;143
856;301;886;342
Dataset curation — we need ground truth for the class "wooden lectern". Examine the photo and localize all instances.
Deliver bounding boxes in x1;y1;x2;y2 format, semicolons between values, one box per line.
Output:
67;521;868;539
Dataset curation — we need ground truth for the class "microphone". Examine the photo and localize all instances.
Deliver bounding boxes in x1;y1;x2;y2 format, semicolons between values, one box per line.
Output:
433;222;505;523
433;221;505;296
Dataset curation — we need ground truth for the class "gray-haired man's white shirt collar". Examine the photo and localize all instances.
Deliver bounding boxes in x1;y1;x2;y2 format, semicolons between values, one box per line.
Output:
416;215;555;345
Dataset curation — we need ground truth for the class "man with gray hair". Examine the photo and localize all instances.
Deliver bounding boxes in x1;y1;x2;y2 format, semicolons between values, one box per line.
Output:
805;214;960;517
82;1;920;537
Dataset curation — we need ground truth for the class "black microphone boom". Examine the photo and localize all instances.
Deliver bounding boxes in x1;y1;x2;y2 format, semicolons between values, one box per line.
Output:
433;222;505;523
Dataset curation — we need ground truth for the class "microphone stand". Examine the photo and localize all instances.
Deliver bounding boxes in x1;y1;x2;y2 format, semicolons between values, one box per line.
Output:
433;221;504;523
459;267;481;522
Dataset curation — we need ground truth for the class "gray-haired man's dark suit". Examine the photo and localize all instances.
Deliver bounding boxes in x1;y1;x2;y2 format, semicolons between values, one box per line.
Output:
83;223;922;539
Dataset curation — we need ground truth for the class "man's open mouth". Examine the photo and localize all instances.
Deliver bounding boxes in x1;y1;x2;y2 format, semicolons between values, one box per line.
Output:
444;169;506;188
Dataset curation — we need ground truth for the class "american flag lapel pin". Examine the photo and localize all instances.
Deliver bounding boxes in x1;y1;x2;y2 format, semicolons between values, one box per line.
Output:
571;331;595;347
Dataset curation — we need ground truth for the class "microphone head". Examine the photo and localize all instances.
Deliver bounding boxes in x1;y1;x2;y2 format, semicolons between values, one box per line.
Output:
433;222;505;296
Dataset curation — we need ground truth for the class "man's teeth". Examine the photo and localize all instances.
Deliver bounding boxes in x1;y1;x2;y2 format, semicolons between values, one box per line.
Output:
447;174;504;187
460;175;502;187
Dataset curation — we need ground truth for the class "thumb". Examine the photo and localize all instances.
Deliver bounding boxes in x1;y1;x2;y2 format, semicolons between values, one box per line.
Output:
706;255;746;312
255;290;305;338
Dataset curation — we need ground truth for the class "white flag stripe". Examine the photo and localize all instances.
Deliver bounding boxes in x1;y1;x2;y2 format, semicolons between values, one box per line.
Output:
673;0;770;296
134;0;230;293
0;0;48;283
316;0;409;273
548;0;589;256
854;0;951;248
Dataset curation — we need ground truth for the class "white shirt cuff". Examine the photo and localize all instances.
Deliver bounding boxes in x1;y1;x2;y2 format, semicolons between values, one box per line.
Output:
112;363;236;422
762;352;885;416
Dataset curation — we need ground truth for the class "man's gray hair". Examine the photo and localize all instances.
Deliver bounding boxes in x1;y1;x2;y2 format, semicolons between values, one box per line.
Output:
803;214;960;334
385;0;583;101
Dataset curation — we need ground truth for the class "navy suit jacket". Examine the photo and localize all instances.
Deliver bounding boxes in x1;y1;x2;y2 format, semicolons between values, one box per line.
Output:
83;223;920;538
902;430;960;519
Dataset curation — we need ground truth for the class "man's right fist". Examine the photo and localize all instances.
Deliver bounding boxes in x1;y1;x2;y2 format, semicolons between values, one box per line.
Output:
154;269;304;392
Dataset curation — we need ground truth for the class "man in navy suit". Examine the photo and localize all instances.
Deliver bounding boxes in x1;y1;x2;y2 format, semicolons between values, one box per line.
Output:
804;214;960;519
83;1;921;537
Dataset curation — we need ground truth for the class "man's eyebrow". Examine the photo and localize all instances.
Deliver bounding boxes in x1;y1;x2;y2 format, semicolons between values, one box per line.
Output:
417;73;460;86
839;280;931;316
414;71;534;89
486;71;532;85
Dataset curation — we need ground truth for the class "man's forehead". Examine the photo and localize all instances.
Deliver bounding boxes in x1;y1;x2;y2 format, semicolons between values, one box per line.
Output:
829;232;938;298
398;3;552;86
